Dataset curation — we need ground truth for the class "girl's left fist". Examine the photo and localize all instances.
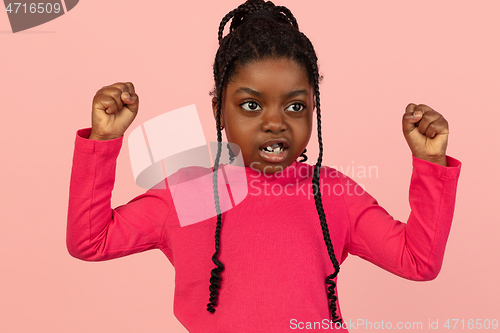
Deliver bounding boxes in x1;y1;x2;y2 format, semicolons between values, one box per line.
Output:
402;103;449;166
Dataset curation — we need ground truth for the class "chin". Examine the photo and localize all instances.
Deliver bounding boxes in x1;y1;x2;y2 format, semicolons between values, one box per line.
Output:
248;161;292;174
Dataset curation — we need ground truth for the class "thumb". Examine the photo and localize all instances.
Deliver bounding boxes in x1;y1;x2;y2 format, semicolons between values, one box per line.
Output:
402;103;423;136
121;92;139;113
114;91;139;134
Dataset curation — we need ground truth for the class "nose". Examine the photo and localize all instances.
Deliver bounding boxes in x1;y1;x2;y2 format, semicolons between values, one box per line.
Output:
260;106;288;133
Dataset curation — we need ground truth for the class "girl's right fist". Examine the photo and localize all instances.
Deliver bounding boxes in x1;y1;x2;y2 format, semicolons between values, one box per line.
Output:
89;82;139;140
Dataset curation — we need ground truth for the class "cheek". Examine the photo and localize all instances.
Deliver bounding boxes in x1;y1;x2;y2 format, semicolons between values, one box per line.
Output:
224;117;253;146
297;121;313;150
293;116;313;141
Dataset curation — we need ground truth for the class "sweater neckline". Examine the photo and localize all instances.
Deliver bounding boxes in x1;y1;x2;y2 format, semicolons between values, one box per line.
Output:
219;160;313;185
222;160;297;175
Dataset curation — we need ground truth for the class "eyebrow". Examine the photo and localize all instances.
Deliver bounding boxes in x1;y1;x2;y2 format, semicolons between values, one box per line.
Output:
234;87;263;97
285;89;309;98
233;87;309;98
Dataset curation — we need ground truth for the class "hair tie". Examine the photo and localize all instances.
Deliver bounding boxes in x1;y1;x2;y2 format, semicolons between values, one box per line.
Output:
241;10;277;25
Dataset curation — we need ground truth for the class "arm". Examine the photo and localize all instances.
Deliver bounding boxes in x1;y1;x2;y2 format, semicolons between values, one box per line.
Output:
66;128;173;261
344;155;461;280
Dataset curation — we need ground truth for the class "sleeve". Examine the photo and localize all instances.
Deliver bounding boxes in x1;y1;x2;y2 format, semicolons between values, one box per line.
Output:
66;128;174;262
343;155;462;281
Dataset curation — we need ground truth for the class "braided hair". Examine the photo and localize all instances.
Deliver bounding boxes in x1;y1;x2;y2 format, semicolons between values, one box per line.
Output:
208;0;342;323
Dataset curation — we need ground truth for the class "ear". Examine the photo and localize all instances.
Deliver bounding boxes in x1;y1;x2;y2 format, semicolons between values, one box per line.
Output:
212;97;225;129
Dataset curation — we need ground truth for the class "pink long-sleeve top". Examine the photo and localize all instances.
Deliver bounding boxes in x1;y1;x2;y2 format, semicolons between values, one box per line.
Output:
67;127;462;332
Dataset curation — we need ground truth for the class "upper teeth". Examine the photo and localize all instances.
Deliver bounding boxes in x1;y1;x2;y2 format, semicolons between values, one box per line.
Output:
263;144;283;153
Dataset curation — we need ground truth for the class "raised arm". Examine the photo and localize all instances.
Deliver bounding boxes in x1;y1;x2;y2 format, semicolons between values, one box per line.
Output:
66;128;173;261
67;82;174;261
344;103;461;280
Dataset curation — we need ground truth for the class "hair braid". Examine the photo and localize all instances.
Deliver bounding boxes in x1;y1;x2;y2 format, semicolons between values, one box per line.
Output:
218;8;240;43
298;149;308;162
305;50;342;323
206;79;225;314
207;47;242;313
275;5;299;29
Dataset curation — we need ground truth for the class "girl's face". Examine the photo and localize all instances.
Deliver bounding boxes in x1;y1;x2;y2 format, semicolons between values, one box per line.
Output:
212;57;315;174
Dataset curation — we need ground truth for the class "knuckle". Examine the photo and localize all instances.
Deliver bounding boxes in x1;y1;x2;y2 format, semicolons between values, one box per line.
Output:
93;94;109;105
118;82;128;90
101;94;114;103
107;82;127;93
111;86;123;93
405;103;416;111
100;86;120;96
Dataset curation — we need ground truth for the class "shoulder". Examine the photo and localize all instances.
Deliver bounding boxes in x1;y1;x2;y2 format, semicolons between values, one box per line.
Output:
147;165;212;190
168;165;212;184
295;162;368;200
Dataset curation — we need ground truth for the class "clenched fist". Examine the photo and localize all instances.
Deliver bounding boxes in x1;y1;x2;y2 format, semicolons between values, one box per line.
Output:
402;103;449;166
89;82;139;141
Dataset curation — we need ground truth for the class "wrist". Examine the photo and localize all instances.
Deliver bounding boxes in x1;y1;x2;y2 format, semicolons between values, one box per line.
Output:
88;131;121;141
413;154;447;167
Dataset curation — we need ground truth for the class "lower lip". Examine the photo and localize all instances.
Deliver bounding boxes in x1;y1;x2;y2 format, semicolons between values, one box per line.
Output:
258;148;289;163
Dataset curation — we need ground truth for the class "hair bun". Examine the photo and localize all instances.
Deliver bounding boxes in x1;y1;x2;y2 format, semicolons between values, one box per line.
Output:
240;9;277;25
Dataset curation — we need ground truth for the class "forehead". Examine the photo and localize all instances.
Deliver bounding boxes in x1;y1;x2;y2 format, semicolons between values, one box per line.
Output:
227;58;311;93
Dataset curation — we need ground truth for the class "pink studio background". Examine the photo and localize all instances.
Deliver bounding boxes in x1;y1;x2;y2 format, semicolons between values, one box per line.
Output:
1;1;498;332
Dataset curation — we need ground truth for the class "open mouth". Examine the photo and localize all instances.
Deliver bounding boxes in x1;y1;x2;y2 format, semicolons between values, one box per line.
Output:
258;140;290;163
260;142;286;154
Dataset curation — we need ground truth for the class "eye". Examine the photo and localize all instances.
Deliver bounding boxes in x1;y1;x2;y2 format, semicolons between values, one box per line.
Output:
241;101;261;111
286;103;305;112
